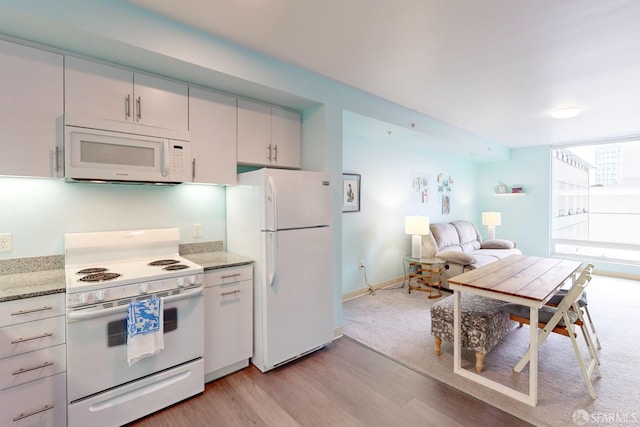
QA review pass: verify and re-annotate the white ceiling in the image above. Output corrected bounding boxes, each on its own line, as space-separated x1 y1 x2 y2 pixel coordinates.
129 0 640 148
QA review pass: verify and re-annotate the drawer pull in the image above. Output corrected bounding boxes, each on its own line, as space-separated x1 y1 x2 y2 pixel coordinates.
11 306 53 316
221 290 241 297
221 273 241 279
11 332 53 344
12 361 54 375
13 404 54 422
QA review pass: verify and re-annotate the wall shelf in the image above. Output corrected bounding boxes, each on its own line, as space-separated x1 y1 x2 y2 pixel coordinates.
494 193 527 196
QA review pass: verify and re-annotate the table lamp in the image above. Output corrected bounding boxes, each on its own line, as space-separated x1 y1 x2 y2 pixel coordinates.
405 216 430 259
482 212 501 240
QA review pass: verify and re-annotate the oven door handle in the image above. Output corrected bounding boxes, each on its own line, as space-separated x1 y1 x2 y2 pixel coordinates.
67 288 203 321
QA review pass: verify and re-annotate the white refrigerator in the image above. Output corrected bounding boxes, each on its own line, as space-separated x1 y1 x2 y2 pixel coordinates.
226 168 333 372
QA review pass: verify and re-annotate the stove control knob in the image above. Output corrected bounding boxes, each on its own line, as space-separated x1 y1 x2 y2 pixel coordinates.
176 277 185 288
188 275 197 285
96 290 108 302
78 293 90 304
139 283 149 294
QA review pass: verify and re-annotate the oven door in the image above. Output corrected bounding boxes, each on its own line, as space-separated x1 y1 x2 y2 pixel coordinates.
66 287 204 402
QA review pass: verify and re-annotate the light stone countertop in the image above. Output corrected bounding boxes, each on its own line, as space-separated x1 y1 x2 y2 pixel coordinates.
0 250 253 302
0 269 66 302
183 251 254 271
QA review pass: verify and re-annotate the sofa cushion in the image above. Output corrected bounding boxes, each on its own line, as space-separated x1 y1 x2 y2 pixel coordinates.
429 223 463 252
451 220 482 252
436 250 476 265
481 239 515 249
468 253 502 268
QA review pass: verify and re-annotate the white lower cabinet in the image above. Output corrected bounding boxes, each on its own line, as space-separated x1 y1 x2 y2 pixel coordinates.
0 293 66 427
0 372 66 427
204 265 253 382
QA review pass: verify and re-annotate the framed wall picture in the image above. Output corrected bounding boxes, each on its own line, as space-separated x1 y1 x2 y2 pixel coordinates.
497 184 507 194
342 173 361 212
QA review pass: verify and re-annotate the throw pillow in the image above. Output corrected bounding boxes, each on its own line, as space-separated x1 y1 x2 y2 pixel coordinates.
481 239 515 249
435 250 476 265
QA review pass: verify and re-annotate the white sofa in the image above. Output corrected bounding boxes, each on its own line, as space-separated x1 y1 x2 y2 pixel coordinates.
422 220 522 290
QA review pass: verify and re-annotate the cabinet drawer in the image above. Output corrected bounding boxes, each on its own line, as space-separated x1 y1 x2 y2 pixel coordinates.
0 372 66 427
0 316 65 358
0 293 65 327
204 265 252 287
204 280 253 374
0 343 66 390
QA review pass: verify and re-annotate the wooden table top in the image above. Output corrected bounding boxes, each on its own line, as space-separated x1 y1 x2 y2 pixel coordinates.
447 254 582 302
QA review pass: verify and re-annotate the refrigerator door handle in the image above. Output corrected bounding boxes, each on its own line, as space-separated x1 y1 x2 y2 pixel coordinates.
267 175 278 231
267 231 277 286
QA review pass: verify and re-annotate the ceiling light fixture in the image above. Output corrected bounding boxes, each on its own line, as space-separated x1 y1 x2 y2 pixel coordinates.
551 106 581 119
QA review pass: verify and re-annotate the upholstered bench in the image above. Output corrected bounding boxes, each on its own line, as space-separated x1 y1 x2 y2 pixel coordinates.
430 294 515 373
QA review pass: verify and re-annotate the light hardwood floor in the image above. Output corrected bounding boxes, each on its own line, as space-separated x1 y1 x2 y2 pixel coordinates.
128 337 532 426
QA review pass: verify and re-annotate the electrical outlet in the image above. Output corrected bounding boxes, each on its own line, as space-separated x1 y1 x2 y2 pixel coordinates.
359 260 365 269
192 224 202 238
0 233 12 252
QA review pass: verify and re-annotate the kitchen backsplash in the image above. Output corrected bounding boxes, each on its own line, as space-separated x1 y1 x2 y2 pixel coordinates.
0 255 64 275
0 241 223 275
179 241 223 255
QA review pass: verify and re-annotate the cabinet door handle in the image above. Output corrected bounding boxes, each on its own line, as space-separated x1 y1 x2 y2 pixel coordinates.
11 332 53 344
273 144 278 161
220 273 241 279
136 96 142 120
267 144 272 160
13 404 54 422
11 306 53 316
54 146 60 172
12 361 54 375
221 290 241 297
192 158 196 181
125 94 131 119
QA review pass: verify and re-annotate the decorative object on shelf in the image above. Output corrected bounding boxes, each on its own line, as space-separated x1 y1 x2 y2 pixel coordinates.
342 173 361 213
411 172 429 203
405 215 430 259
482 211 502 240
497 184 507 193
511 186 523 193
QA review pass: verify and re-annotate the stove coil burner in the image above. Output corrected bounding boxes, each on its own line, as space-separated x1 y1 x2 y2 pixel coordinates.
163 264 188 271
148 259 180 266
79 272 122 282
76 267 108 275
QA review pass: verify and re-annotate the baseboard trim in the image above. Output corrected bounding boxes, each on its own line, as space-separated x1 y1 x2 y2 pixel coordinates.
342 276 405 302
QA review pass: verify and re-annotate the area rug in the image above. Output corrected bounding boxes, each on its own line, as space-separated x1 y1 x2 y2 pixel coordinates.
342 275 640 427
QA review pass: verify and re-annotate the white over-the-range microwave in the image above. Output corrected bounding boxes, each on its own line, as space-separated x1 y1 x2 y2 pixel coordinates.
64 116 191 184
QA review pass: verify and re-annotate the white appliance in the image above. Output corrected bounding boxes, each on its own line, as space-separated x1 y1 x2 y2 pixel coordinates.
64 116 191 184
64 228 204 427
226 168 333 372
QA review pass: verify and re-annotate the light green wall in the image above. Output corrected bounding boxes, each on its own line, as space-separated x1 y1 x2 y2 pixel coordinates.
476 146 552 255
342 118 478 294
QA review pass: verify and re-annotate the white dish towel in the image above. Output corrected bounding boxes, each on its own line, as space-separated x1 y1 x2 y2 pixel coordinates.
127 297 164 366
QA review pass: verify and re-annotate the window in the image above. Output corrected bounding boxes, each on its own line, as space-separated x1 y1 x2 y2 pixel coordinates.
551 140 640 264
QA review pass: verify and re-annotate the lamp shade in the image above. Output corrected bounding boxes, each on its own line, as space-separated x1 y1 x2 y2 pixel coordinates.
405 216 430 235
482 212 502 226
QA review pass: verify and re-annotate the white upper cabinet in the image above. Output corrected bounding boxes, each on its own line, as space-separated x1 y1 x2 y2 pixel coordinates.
271 106 301 169
65 56 188 131
0 39 63 178
188 86 238 185
237 98 301 169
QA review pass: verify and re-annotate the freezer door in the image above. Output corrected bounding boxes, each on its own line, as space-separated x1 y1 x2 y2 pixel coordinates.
264 169 331 230
258 226 333 370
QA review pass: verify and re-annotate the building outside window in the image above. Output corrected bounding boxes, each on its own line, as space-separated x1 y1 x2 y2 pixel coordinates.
551 140 640 264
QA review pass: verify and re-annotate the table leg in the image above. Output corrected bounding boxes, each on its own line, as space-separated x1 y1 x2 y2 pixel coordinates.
529 305 539 406
453 290 461 371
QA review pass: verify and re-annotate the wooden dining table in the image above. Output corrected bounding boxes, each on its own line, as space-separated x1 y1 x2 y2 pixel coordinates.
447 254 583 406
